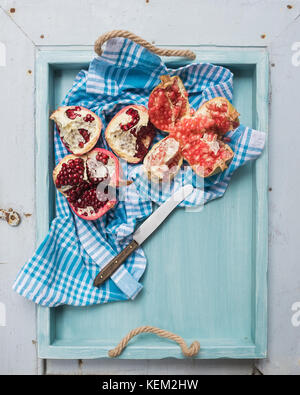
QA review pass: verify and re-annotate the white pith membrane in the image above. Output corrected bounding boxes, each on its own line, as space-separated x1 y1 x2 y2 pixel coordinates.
86 158 108 180
202 133 220 155
55 151 116 218
86 150 116 180
106 108 149 157
51 107 99 154
144 137 182 180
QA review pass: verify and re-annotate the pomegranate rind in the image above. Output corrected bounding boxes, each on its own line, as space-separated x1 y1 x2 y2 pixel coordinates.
53 148 120 220
195 97 240 135
75 199 117 221
143 137 183 182
50 106 102 155
148 75 190 133
105 105 154 164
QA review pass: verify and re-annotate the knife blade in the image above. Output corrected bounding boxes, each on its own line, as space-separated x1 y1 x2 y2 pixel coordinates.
133 184 193 244
93 184 193 287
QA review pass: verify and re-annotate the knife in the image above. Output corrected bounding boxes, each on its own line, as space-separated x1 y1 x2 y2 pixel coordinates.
93 184 194 287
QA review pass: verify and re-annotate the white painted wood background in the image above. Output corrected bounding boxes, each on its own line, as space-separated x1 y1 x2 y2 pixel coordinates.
0 0 299 375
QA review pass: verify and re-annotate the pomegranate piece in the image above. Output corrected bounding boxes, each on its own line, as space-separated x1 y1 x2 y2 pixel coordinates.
175 131 234 177
143 137 183 182
148 75 190 132
50 106 102 155
167 102 236 177
53 148 124 220
196 97 240 135
105 105 156 164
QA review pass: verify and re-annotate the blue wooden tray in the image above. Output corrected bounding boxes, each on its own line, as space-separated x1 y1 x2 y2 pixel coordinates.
36 48 268 359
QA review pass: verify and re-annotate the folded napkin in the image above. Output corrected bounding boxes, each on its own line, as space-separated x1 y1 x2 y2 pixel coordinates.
13 38 266 306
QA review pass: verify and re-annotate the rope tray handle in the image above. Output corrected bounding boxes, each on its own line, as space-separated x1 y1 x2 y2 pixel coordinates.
108 325 200 358
94 30 196 60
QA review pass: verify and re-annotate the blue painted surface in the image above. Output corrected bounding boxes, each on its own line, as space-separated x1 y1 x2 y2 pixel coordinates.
37 48 268 359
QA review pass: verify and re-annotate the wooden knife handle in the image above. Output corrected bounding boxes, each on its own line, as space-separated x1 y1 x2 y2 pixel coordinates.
93 240 140 287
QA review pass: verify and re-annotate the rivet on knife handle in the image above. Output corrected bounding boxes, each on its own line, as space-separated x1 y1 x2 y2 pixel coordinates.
93 240 139 287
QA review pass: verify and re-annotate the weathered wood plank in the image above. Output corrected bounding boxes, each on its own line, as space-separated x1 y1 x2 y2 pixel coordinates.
0 0 299 47
0 7 37 375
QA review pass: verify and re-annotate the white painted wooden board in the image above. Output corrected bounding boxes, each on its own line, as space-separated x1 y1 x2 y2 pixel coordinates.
0 0 299 375
0 6 38 375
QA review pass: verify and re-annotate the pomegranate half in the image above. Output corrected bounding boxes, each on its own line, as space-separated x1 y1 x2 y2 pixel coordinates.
105 105 156 164
53 148 120 220
148 75 190 132
50 106 102 155
143 137 183 182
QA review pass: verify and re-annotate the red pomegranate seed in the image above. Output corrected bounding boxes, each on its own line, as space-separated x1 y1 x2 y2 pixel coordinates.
74 187 108 213
83 114 95 123
120 108 140 131
65 109 81 120
56 158 85 188
78 128 90 143
96 152 109 164
134 123 156 159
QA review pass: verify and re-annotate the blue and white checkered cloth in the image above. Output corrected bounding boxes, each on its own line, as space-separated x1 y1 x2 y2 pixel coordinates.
13 38 266 306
